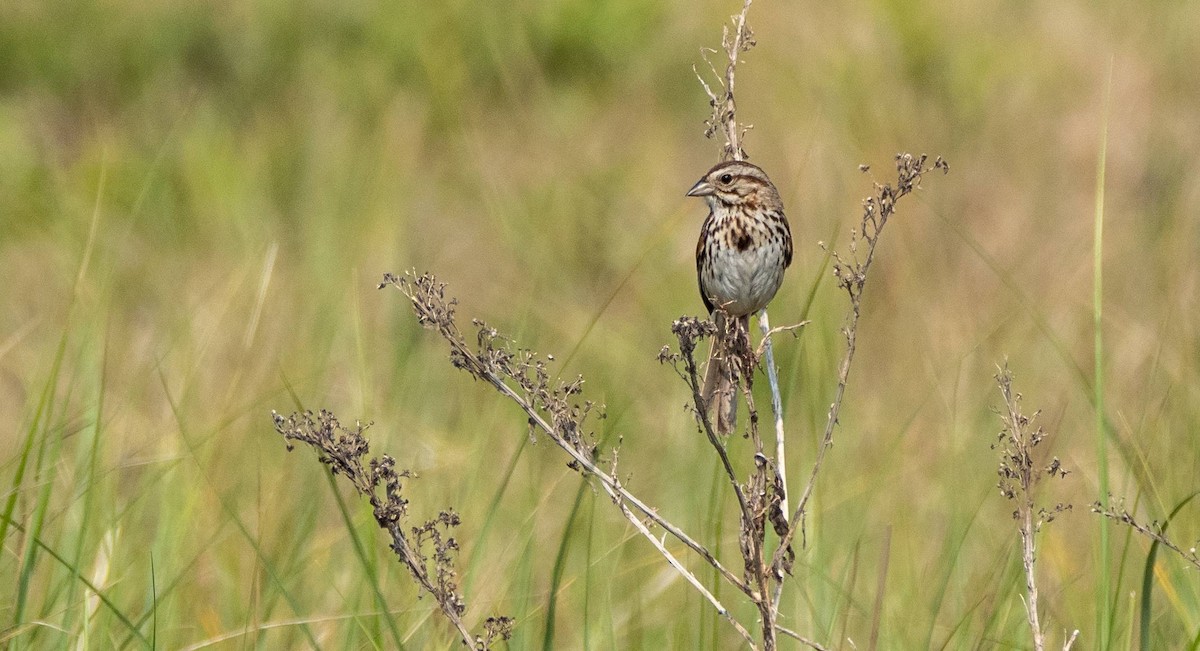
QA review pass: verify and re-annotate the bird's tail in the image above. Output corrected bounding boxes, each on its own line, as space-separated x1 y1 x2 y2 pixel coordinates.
701 312 746 435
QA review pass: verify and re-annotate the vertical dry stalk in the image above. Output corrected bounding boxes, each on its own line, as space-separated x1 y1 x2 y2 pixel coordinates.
993 365 1074 651
695 0 756 162
693 7 794 645
700 0 799 533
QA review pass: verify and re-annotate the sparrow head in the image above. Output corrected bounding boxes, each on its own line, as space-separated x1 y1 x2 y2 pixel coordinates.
686 160 783 211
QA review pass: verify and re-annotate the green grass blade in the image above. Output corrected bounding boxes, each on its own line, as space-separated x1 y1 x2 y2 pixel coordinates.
867 526 891 651
13 352 71 637
923 490 990 648
122 524 229 648
704 453 726 650
1094 56 1114 651
541 478 588 651
1 515 151 648
1139 492 1200 650
62 329 109 645
159 371 321 650
462 435 529 599
834 539 861 646
2 318 71 591
582 493 596 650
150 553 157 650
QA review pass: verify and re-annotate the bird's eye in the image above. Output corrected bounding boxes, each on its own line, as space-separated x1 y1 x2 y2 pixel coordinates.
719 173 733 184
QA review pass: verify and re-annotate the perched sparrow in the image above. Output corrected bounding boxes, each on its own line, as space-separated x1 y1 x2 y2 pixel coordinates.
687 160 793 434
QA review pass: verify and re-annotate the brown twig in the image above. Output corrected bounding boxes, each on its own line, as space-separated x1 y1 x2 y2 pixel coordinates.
775 623 830 651
693 4 949 644
669 317 757 565
662 313 798 651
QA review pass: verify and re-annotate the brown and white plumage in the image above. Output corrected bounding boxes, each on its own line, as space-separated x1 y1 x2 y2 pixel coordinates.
687 160 792 434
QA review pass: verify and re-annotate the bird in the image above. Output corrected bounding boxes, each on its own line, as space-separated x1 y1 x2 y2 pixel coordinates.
687 159 793 434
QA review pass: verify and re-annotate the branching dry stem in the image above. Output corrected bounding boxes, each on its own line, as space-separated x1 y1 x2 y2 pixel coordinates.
695 0 756 162
271 410 513 649
774 153 948 567
1093 501 1200 571
993 364 1073 651
754 320 809 361
379 273 759 645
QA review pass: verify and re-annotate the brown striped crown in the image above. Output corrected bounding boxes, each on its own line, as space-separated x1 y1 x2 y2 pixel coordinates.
686 160 784 212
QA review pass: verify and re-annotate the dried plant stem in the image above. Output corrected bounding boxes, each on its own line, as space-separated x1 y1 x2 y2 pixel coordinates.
484 362 752 601
994 365 1073 651
725 343 780 651
488 376 755 624
668 316 825 650
773 154 947 572
759 311 790 617
1021 504 1045 651
694 7 793 644
381 274 760 645
692 5 951 646
607 471 757 648
722 0 753 160
1003 384 1045 651
679 326 754 534
789 310 855 547
759 312 789 522
694 1 816 644
393 530 476 645
696 0 756 162
271 410 513 649
1093 503 1200 571
775 624 828 650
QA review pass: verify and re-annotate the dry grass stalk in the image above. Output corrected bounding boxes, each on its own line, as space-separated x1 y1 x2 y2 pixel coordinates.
660 317 798 651
992 365 1076 651
692 9 796 646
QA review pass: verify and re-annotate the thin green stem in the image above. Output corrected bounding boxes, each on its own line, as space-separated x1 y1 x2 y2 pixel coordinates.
1094 56 1113 651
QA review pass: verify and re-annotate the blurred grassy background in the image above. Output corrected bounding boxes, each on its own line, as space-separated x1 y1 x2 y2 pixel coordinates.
3 0 1200 648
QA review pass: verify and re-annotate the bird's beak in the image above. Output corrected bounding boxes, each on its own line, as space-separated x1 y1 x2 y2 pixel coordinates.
686 179 714 197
